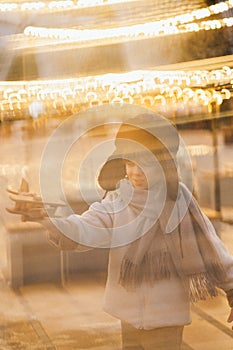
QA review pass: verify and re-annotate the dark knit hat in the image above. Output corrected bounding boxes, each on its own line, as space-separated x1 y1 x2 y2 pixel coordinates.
98 113 180 191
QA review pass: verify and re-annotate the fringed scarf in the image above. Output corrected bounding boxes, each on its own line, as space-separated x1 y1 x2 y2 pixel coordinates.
118 181 227 303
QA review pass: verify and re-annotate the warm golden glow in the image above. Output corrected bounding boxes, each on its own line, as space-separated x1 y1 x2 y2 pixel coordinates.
0 0 232 18
23 15 233 46
0 0 138 12
187 144 214 156
0 66 232 121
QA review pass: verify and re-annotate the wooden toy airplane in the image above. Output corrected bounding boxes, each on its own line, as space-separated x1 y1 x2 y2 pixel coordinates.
6 187 66 218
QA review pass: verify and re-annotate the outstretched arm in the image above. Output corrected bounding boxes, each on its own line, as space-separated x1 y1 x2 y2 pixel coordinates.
21 197 114 250
7 190 116 249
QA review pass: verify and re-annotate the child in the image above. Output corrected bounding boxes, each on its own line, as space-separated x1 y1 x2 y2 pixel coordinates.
20 112 233 350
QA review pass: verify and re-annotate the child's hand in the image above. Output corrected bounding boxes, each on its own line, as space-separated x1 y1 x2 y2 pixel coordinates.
21 207 47 222
6 191 45 221
227 308 233 330
21 192 42 201
6 190 64 221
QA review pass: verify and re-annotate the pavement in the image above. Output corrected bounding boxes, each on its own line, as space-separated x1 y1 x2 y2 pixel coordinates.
0 222 232 350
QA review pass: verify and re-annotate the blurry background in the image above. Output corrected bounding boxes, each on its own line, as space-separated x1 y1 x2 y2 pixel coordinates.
0 1 233 349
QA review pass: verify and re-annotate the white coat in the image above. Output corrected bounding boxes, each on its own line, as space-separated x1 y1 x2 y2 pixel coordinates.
50 180 233 330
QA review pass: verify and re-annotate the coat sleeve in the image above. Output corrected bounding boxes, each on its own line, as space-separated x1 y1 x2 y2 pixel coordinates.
48 191 116 249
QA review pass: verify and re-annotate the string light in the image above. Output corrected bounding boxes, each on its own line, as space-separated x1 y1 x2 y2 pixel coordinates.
0 66 232 121
23 15 233 48
187 145 213 157
0 0 232 20
0 0 138 12
209 1 229 14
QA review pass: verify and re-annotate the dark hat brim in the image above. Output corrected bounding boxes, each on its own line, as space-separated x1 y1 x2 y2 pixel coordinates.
98 157 126 191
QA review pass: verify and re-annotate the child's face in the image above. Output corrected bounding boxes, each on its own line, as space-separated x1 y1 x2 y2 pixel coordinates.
124 159 163 190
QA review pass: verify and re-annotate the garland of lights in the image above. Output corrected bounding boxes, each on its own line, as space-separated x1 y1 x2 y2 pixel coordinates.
0 0 232 15
0 0 138 12
23 16 233 48
23 1 233 49
0 67 232 121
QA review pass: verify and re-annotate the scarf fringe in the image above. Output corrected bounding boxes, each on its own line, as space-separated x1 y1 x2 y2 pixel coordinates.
119 257 224 303
189 261 226 302
119 251 171 291
189 272 218 303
